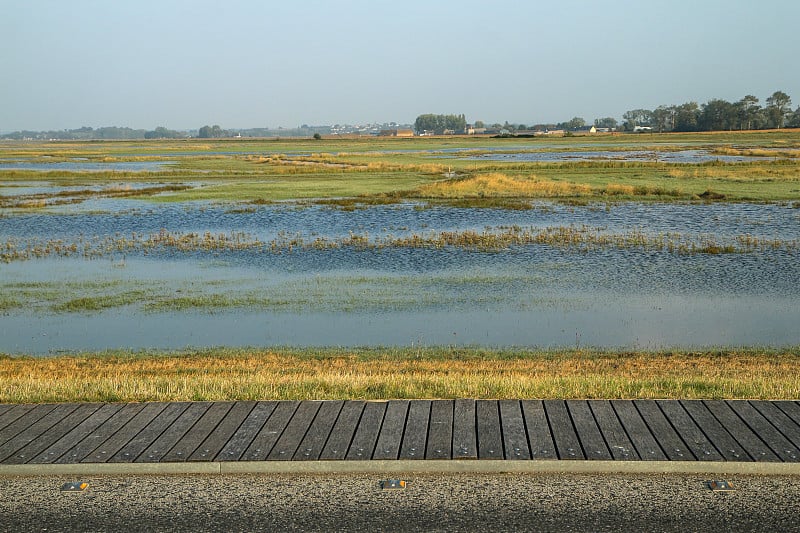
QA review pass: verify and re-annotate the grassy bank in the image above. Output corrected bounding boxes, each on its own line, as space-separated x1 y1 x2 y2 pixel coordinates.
1 347 799 403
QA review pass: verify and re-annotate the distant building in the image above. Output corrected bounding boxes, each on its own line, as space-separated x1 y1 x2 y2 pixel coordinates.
378 129 415 137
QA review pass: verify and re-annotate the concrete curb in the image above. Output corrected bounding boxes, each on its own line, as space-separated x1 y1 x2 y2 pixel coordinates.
3 460 800 477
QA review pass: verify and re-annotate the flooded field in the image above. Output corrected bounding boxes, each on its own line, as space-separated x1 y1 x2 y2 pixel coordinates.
2 201 799 354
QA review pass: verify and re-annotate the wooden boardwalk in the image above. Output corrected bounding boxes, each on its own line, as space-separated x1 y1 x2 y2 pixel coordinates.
1 400 800 466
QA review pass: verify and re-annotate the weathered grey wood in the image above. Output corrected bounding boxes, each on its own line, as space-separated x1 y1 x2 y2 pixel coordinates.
774 401 800 428
611 401 666 461
658 401 722 461
4 404 102 464
268 401 322 461
426 400 454 460
399 400 430 460
293 400 344 461
109 402 190 462
372 400 409 460
217 402 277 461
589 401 639 460
567 400 611 461
347 402 387 460
679 400 748 461
499 400 530 460
751 401 800 456
521 400 556 459
135 402 212 463
53 403 145 464
242 401 299 461
0 404 80 462
83 402 169 462
0 404 58 446
544 400 584 460
634 400 693 461
728 401 800 462
477 400 503 459
452 399 477 460
0 404 37 433
319 401 365 460
704 401 777 462
30 404 123 464
161 402 234 462
187 401 256 462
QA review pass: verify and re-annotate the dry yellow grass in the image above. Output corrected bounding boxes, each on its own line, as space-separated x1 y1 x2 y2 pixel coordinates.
417 173 592 198
1 349 798 403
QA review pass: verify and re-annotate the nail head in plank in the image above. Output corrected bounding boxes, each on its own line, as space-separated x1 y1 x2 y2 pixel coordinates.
399 400 431 460
679 400 748 461
657 400 722 461
319 401 365 461
727 401 799 462
477 400 503 460
544 400 584 460
347 402 387 460
589 400 639 461
161 402 234 462
425 400 454 460
611 401 666 461
371 400 409 461
499 400 531 460
521 400 556 460
216 401 277 462
292 400 344 461
634 400 693 461
108 402 190 463
452 399 477 460
82 402 169 463
135 402 213 463
242 401 300 461
187 401 257 462
567 400 611 461
0 404 80 463
30 404 123 464
704 401 778 462
268 401 323 461
751 401 800 455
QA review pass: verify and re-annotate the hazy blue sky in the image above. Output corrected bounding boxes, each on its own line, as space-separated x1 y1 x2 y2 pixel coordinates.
2 0 799 131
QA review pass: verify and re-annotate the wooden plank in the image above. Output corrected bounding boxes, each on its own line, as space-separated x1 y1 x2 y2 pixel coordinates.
452 399 477 460
611 401 666 461
242 401 299 461
634 400 693 461
774 401 800 430
0 404 80 462
347 402 387 460
0 404 37 433
268 401 322 460
727 401 800 462
399 400 430 460
371 400 409 460
189 401 256 462
29 404 123 464
544 400 584 460
567 400 611 460
319 401 365 460
589 401 639 460
476 400 503 459
679 400 748 461
3 404 102 464
425 400 453 460
135 402 212 463
703 400 778 462
83 402 169 462
53 403 146 464
0 404 58 444
292 400 344 461
521 400 557 460
751 401 800 456
658 401 722 461
108 402 190 462
217 401 277 461
499 400 530 460
161 402 234 462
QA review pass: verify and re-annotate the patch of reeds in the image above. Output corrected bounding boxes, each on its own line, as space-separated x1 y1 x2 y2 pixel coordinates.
1 347 799 402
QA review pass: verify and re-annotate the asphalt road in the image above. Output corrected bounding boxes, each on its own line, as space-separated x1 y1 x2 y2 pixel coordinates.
1 472 798 532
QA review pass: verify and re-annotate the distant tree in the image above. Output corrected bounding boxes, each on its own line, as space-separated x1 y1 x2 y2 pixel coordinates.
198 124 226 138
564 117 586 130
622 109 653 131
474 120 485 129
699 99 736 131
313 133 322 140
735 95 760 130
594 117 618 129
414 114 466 134
651 106 673 133
787 106 800 128
766 90 792 128
673 102 699 132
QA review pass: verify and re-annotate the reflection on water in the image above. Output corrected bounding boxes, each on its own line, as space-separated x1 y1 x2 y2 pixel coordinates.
1 202 798 354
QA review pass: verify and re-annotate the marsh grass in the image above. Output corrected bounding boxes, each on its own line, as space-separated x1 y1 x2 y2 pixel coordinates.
1 347 798 402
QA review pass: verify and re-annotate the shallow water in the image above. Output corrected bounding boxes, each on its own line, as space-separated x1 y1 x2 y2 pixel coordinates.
1 202 798 354
461 149 775 163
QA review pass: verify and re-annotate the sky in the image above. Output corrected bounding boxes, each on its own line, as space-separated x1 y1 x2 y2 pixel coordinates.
2 0 799 131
